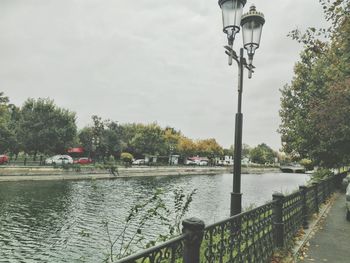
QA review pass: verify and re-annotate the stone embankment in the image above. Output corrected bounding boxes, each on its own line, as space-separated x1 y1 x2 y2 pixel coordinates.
0 166 279 182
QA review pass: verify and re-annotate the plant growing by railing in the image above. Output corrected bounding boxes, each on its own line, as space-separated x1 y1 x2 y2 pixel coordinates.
311 168 333 182
172 188 197 235
103 187 197 262
102 189 167 262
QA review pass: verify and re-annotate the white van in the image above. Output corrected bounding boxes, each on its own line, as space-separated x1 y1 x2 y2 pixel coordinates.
45 155 73 165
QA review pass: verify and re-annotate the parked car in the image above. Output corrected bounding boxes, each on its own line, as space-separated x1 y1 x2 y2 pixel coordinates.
74 157 93 165
185 160 196 165
198 160 208 166
132 159 145 165
0 155 9 165
45 155 73 165
346 183 350 221
342 175 350 191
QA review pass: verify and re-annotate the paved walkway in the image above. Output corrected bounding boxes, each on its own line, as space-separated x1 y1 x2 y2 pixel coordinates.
298 193 350 262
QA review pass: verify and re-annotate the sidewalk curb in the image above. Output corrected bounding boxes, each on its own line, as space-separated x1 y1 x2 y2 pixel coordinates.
292 192 340 261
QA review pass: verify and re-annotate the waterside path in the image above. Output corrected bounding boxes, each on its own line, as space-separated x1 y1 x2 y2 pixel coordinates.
298 193 350 262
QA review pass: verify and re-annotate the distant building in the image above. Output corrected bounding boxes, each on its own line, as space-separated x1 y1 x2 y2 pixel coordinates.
145 155 157 164
169 155 180 165
216 155 234 166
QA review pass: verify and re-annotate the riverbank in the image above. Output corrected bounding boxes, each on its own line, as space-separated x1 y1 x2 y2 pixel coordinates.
0 166 280 182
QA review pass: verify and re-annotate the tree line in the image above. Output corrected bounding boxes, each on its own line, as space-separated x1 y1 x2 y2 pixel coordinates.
0 93 277 164
279 0 350 168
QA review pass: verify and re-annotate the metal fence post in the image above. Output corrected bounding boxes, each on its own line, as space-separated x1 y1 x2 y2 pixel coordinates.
325 180 329 200
321 182 326 203
312 182 319 213
272 192 284 248
335 173 343 189
299 186 309 229
182 217 205 263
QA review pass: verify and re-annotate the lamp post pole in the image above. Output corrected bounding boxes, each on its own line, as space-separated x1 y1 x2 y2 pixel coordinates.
231 48 244 216
218 1 265 217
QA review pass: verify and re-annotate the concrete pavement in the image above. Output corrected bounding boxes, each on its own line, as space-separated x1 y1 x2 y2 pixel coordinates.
298 193 350 262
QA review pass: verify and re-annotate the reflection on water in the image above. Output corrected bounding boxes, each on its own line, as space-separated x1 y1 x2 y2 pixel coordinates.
0 172 309 262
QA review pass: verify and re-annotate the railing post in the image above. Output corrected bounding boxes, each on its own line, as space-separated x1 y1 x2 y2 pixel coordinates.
299 186 309 229
182 217 205 263
312 182 319 213
272 192 284 248
325 180 329 200
321 182 326 203
332 176 336 192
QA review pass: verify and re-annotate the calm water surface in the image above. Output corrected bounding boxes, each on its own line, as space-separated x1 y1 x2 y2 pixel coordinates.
0 172 309 262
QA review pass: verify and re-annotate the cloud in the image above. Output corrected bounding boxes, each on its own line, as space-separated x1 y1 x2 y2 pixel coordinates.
0 0 328 150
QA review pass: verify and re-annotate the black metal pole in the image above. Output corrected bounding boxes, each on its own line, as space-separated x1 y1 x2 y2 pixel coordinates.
230 48 244 217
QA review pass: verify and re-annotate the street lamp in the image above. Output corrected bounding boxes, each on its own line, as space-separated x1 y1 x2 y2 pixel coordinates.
218 1 265 216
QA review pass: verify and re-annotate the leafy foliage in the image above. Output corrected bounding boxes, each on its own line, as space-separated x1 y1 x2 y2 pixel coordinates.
103 188 197 262
279 0 350 168
120 152 133 167
1 92 268 163
299 158 314 171
311 168 333 182
250 143 276 164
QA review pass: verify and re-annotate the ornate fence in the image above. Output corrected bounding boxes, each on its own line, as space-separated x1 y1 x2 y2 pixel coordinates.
116 173 345 263
201 201 275 263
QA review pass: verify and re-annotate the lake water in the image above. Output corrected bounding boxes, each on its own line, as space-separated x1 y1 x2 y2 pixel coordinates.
0 172 309 262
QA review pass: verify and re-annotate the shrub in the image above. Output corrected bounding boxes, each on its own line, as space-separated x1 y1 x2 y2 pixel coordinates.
299 158 314 171
311 168 333 182
120 152 133 167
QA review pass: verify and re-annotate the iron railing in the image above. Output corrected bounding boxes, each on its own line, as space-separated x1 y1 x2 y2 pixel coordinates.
282 191 303 246
116 172 346 263
201 201 275 263
115 234 185 263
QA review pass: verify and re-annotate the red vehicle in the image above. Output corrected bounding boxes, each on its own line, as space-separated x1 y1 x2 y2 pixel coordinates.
74 157 93 165
0 155 9 164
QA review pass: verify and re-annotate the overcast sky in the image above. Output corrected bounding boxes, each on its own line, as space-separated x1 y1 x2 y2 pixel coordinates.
0 0 328 150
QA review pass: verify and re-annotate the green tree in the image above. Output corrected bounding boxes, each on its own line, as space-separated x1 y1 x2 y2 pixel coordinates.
223 145 234 157
196 138 224 160
177 136 196 158
307 80 350 167
78 127 94 157
90 115 107 161
120 152 133 167
0 93 21 156
163 127 181 156
104 121 123 158
6 104 21 157
80 118 124 161
129 123 166 157
18 98 77 158
0 92 11 153
242 143 251 159
250 143 276 165
0 92 9 105
279 0 350 167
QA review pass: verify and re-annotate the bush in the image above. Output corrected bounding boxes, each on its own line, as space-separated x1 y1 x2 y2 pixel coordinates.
120 152 133 167
94 163 105 170
299 158 314 171
311 168 333 182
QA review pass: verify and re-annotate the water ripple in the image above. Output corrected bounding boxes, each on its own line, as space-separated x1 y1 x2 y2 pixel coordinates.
0 172 308 262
